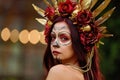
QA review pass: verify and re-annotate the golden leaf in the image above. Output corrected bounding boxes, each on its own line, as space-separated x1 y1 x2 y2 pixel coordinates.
98 26 107 33
52 0 58 8
92 0 111 18
43 0 52 7
36 18 47 26
32 4 45 18
95 7 116 26
90 0 98 9
51 0 60 15
99 41 104 45
81 0 92 10
102 34 114 37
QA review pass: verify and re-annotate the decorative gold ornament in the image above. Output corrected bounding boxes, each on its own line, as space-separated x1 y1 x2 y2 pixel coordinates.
33 0 115 27
32 0 115 45
80 25 91 32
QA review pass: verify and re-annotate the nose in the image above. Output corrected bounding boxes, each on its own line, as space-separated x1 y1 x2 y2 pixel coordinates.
52 40 60 48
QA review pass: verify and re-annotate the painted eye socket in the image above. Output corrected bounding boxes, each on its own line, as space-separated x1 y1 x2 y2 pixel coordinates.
50 31 71 46
59 33 70 43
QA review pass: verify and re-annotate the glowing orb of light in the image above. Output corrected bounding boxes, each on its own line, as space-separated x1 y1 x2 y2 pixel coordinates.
19 30 29 44
10 29 19 43
1 27 11 41
29 29 40 44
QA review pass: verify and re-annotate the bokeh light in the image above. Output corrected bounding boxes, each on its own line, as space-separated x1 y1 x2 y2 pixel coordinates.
29 29 40 44
19 29 29 44
10 29 19 43
39 30 46 44
1 27 11 41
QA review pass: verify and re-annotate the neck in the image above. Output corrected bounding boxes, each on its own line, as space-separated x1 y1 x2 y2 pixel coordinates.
62 58 79 66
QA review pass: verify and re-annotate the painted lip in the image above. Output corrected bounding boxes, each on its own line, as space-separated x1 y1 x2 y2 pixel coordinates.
52 51 61 55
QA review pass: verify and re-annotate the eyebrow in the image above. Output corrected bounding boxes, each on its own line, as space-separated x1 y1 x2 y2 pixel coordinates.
53 26 67 30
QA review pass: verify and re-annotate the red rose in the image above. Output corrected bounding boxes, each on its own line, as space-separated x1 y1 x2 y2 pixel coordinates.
58 0 75 16
45 6 55 21
77 10 92 26
79 29 101 52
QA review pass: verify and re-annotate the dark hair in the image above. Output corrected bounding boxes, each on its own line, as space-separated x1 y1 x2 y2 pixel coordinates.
43 16 103 80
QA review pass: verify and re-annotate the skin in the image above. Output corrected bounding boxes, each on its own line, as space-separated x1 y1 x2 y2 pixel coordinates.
46 64 84 80
46 21 84 80
50 21 77 64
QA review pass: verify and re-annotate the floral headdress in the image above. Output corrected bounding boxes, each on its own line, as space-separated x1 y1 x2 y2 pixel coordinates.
32 0 115 52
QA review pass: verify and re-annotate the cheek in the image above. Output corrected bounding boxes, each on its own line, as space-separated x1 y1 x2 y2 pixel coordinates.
61 44 75 57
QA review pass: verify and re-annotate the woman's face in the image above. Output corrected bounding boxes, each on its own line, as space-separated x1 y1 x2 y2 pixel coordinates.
50 21 77 63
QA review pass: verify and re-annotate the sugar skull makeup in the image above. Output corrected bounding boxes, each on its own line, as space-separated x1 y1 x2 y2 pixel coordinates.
51 31 71 46
50 21 72 46
50 21 77 64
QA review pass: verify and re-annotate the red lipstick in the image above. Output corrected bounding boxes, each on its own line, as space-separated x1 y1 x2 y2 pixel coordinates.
52 51 60 55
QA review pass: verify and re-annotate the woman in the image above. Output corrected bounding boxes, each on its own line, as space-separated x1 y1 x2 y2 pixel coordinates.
43 16 102 80
33 0 115 80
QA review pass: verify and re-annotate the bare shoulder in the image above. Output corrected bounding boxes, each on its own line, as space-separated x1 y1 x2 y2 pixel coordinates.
50 64 68 73
46 64 84 80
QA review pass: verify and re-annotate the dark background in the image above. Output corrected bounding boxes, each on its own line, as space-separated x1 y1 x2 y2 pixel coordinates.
0 0 120 80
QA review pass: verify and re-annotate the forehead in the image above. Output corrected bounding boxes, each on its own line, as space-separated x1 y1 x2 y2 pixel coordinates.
52 21 70 32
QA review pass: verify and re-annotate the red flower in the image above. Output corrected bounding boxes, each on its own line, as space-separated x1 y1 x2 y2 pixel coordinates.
44 23 51 43
45 6 55 21
79 28 101 52
76 10 92 26
58 0 75 17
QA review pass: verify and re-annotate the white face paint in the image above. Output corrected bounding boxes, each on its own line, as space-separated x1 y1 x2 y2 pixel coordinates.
50 21 72 46
50 21 77 64
51 31 71 46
